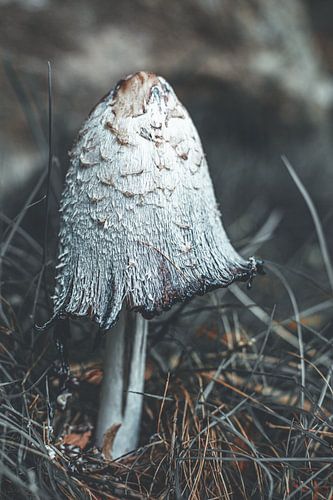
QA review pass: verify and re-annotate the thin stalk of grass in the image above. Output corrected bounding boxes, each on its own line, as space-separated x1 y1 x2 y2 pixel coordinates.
266 263 305 412
282 156 333 293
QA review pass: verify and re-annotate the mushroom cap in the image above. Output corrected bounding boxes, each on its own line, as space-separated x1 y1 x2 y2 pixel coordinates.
51 71 261 330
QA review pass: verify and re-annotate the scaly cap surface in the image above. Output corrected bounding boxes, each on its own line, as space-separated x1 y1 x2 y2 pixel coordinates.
51 72 262 329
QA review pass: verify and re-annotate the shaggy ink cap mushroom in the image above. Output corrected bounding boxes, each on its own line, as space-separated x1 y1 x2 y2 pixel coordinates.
46 71 263 331
40 71 264 458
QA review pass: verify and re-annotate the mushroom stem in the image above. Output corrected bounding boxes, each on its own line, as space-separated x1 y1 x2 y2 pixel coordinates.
95 307 148 458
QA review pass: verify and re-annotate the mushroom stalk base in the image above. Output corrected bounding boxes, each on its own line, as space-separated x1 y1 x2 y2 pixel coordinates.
95 307 148 458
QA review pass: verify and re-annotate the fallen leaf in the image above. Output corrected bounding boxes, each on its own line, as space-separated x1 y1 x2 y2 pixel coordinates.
63 430 92 449
102 423 122 460
288 315 321 332
84 369 103 385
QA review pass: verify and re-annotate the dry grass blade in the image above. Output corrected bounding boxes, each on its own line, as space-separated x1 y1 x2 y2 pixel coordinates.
229 284 299 348
282 155 333 292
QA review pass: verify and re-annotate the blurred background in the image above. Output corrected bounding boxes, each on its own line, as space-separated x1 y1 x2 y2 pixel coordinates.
1 0 333 322
1 4 333 496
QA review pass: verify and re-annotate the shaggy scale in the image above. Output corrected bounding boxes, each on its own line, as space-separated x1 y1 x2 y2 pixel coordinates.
51 71 261 330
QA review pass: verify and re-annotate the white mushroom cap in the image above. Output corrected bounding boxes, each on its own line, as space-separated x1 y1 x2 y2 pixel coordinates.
50 72 262 330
